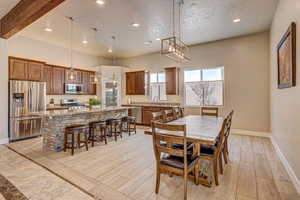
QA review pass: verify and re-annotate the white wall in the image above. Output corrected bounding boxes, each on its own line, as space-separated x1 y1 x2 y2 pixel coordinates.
0 39 8 142
118 32 270 132
270 0 300 188
8 35 112 104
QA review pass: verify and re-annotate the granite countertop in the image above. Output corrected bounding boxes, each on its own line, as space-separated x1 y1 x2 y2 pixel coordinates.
122 104 180 108
28 106 131 117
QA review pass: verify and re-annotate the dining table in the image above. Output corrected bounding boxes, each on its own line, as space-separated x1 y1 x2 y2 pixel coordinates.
144 115 224 186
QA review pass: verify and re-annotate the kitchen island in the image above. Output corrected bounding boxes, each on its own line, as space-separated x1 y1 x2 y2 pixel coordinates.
37 107 129 152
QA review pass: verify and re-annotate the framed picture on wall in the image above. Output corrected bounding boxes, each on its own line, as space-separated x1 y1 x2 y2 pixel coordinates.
277 22 296 89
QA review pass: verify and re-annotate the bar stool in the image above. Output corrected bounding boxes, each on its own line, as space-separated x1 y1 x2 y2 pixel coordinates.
107 118 123 141
89 121 108 146
122 116 137 136
64 125 89 156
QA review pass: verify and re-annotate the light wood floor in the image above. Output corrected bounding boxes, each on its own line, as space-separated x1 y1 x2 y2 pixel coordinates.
7 128 300 200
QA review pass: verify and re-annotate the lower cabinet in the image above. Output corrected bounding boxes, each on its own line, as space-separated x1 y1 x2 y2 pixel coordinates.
142 106 173 125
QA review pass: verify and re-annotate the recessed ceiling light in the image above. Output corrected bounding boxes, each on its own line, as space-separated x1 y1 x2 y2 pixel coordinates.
156 38 161 41
144 41 152 45
82 40 88 44
44 28 53 32
108 48 113 53
96 0 105 5
233 18 241 23
131 23 140 27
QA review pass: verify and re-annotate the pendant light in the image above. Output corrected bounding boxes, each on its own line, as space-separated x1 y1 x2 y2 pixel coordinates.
161 0 190 62
66 17 77 81
90 27 100 84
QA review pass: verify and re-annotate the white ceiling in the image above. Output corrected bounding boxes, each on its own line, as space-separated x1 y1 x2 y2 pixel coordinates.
13 0 278 58
0 0 20 18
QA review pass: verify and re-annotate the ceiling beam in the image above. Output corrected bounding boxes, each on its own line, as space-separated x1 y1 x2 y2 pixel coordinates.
0 0 65 39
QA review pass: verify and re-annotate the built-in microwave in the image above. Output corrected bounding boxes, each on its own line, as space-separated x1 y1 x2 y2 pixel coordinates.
65 84 83 94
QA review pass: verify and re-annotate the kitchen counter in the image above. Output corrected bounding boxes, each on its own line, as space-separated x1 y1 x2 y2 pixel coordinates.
40 107 129 152
122 104 180 108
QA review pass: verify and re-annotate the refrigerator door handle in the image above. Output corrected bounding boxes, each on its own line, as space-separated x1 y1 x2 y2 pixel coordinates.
29 87 32 111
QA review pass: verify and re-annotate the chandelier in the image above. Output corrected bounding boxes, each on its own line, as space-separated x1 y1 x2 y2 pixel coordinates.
161 0 190 63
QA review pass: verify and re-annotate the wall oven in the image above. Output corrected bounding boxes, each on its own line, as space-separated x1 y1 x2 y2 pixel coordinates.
65 84 83 94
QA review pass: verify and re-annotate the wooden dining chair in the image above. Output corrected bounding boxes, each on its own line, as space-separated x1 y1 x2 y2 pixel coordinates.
201 107 219 117
199 116 228 185
223 110 234 164
162 109 174 122
151 121 199 200
172 107 181 120
152 111 164 123
180 107 185 118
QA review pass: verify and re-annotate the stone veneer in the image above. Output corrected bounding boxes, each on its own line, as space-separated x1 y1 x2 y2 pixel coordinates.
42 108 128 152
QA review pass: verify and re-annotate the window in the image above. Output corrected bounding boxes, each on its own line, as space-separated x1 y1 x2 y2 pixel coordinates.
184 67 224 106
150 72 167 101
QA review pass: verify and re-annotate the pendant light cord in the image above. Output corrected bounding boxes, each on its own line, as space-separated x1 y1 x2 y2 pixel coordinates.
69 17 74 70
172 0 175 37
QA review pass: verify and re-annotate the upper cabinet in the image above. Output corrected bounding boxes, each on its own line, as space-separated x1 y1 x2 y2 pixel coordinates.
52 67 65 95
65 69 82 84
9 58 28 80
9 57 44 81
82 71 96 95
165 67 179 95
126 71 145 95
9 57 45 81
27 61 44 81
43 65 53 95
9 57 96 96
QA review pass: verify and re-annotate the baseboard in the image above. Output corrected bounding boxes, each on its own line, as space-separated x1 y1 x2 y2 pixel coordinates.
231 129 271 138
0 138 9 145
271 136 300 195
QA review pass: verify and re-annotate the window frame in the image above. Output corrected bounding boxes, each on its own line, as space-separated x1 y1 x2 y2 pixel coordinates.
149 72 167 101
183 66 225 107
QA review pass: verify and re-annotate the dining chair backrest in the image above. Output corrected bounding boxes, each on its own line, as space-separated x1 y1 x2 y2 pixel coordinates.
180 107 185 118
172 107 181 119
151 121 187 160
225 110 234 138
214 116 228 156
162 109 174 122
152 111 164 123
201 107 219 117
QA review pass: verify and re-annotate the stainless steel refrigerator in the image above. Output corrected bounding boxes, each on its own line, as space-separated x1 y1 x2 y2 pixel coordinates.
9 80 46 141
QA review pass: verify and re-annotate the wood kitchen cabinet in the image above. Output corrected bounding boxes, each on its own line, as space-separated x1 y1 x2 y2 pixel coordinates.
9 58 28 80
9 57 44 81
165 67 179 95
52 67 65 95
43 65 53 95
82 71 96 95
142 106 173 125
27 61 44 81
65 69 82 84
126 71 145 95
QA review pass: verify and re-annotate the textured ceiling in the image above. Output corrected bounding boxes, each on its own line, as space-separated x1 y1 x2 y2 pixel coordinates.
14 0 278 58
0 0 20 18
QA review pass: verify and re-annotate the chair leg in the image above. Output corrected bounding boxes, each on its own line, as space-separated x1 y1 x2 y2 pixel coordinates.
77 133 81 149
223 147 228 164
71 133 74 156
213 160 219 186
195 160 200 185
134 121 137 134
155 167 161 194
184 171 188 200
119 124 122 139
127 122 130 136
84 133 89 151
114 125 117 141
104 128 107 144
91 128 95 147
64 132 67 152
219 153 223 175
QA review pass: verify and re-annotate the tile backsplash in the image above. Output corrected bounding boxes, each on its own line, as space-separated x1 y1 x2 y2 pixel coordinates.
47 95 97 105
